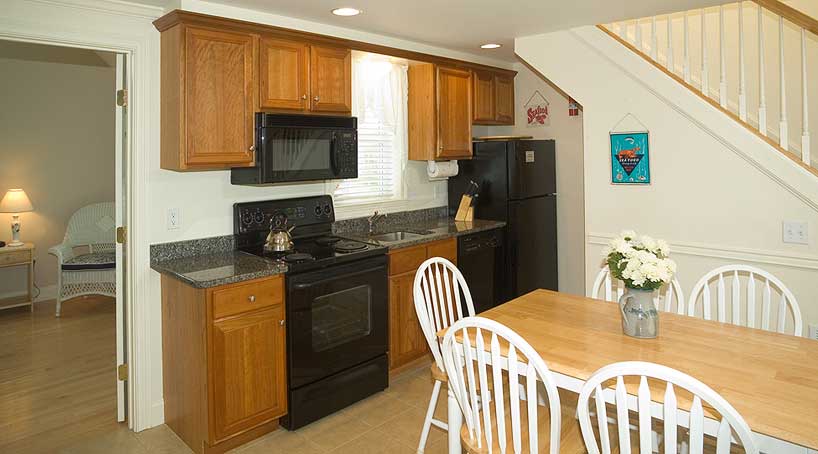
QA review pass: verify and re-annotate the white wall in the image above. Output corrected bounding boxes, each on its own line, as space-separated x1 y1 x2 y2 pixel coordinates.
476 64 586 296
0 42 115 296
516 27 818 333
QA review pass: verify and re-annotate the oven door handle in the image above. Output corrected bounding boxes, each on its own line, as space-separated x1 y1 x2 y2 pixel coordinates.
290 264 387 291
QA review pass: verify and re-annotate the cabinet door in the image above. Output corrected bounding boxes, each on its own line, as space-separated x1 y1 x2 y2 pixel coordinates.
185 27 256 168
494 74 514 124
472 71 496 123
436 67 472 159
210 305 287 442
259 38 309 111
389 272 429 369
310 46 352 113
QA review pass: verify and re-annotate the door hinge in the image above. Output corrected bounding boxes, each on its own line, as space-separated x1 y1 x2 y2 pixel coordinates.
116 226 127 244
116 89 128 107
118 364 128 381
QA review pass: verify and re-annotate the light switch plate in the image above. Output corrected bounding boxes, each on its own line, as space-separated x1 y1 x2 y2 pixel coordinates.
782 220 808 245
167 207 181 230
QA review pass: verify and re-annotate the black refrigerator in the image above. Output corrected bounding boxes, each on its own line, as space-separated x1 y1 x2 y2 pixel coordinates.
448 139 558 300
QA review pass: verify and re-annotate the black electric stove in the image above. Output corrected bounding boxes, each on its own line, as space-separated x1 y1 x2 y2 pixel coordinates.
233 196 389 430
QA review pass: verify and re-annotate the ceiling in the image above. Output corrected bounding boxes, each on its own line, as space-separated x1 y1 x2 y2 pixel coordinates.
162 0 727 61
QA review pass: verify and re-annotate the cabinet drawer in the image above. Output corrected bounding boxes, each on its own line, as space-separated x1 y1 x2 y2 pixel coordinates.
426 239 457 264
212 276 283 319
0 250 31 266
388 245 427 276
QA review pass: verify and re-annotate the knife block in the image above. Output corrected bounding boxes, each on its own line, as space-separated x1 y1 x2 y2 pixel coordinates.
454 195 474 222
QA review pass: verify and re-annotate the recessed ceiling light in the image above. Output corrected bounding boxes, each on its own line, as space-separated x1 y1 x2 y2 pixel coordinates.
480 43 502 49
332 7 361 16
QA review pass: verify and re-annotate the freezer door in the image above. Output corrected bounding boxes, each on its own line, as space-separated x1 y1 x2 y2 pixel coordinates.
508 140 556 199
448 141 509 221
507 195 558 296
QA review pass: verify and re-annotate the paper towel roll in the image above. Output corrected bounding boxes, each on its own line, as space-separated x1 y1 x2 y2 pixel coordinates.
426 160 459 180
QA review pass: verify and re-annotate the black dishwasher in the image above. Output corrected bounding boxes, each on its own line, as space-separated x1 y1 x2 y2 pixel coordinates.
457 228 506 314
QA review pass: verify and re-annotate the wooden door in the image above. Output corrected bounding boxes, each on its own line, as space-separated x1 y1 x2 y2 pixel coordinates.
494 74 514 124
259 38 309 111
310 46 352 113
472 71 496 123
184 27 256 168
388 271 428 369
210 305 287 442
436 67 472 159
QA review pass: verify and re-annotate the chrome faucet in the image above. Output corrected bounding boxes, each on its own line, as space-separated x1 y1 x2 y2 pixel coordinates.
367 211 386 234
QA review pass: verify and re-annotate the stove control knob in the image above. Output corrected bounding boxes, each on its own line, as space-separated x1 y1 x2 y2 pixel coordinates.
253 210 264 224
323 204 332 215
314 205 322 216
241 212 253 225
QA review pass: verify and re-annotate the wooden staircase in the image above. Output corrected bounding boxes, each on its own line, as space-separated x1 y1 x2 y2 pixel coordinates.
599 0 818 180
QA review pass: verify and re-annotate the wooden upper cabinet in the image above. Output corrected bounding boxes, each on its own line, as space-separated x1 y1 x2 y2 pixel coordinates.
472 71 496 123
494 74 514 124
310 46 352 113
436 67 473 159
408 63 472 161
259 38 309 111
472 70 515 125
210 304 287 442
160 25 257 171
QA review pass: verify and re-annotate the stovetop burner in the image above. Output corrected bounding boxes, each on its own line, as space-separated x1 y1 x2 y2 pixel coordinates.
334 240 367 253
315 236 342 246
283 252 316 263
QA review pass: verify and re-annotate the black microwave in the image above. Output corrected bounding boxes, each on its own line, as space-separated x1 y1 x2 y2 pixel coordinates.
231 113 357 185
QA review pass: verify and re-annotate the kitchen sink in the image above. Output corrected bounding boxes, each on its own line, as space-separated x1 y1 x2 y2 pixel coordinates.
369 230 432 243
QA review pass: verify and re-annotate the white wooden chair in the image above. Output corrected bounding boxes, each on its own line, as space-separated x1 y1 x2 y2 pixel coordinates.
49 202 116 317
687 264 803 336
591 265 686 314
413 257 476 453
441 316 584 453
577 361 759 454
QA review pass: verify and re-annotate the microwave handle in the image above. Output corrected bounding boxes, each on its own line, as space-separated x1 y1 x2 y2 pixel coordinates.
329 132 338 172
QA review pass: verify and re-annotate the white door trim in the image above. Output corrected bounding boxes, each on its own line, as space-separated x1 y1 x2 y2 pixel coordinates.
0 0 162 431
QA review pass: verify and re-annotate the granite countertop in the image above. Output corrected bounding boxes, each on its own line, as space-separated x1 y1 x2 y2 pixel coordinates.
151 251 287 288
340 217 506 249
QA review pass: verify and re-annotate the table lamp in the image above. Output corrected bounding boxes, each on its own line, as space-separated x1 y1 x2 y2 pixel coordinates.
0 189 34 247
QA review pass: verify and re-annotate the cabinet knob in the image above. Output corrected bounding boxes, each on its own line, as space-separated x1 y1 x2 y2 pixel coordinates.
313 96 320 102
248 295 256 303
249 145 255 152
301 94 307 100
279 319 285 326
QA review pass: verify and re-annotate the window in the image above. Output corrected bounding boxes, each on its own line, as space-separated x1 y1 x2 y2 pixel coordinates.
332 54 407 206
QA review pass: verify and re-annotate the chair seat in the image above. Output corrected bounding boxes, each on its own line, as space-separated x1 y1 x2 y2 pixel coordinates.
62 252 116 271
460 389 585 454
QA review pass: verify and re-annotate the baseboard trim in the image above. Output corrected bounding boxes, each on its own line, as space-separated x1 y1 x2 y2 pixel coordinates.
588 233 818 271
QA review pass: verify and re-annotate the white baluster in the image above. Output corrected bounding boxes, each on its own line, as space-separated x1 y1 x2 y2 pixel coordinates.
618 22 626 40
801 27 811 164
667 14 674 71
702 9 710 96
636 18 643 51
779 15 789 150
684 12 691 83
719 5 728 108
652 16 659 60
759 5 768 136
739 1 748 121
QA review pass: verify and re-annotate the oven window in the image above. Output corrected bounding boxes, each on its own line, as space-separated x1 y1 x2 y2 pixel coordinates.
312 284 372 352
269 129 331 171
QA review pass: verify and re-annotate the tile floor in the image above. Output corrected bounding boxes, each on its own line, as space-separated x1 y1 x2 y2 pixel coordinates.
54 363 452 454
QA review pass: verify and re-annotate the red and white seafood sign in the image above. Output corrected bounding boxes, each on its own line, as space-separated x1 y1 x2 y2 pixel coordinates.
524 90 550 127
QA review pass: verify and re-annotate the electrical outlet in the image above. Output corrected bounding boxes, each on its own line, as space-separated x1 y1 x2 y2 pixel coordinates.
167 207 181 230
809 324 818 341
782 220 808 245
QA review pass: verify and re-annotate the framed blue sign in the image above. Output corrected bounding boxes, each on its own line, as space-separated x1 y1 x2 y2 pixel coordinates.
610 131 651 184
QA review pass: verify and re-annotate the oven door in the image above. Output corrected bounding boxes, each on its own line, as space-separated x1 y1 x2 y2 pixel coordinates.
286 255 388 388
261 127 341 182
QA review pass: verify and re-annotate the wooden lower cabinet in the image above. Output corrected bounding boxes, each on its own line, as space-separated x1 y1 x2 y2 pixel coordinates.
387 238 457 371
161 274 287 454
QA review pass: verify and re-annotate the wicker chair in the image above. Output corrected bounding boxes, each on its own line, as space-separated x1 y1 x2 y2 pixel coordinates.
49 202 116 317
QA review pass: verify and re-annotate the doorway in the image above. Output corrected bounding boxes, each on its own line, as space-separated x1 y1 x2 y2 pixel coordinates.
0 39 130 452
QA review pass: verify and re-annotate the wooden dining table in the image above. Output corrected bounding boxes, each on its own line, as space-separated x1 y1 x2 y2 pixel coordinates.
437 289 818 453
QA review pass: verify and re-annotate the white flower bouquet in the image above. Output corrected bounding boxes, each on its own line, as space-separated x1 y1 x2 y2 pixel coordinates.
604 230 677 291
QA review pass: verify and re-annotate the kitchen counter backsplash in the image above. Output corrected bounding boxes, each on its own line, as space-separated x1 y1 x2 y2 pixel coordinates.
332 206 448 236
150 234 235 264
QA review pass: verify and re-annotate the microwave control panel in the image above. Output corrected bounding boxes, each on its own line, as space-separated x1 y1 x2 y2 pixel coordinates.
335 131 358 179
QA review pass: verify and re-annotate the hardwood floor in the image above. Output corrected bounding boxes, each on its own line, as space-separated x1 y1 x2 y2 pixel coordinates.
0 296 120 453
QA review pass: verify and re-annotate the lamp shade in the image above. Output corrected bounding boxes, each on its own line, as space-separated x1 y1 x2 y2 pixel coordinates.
0 189 34 213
